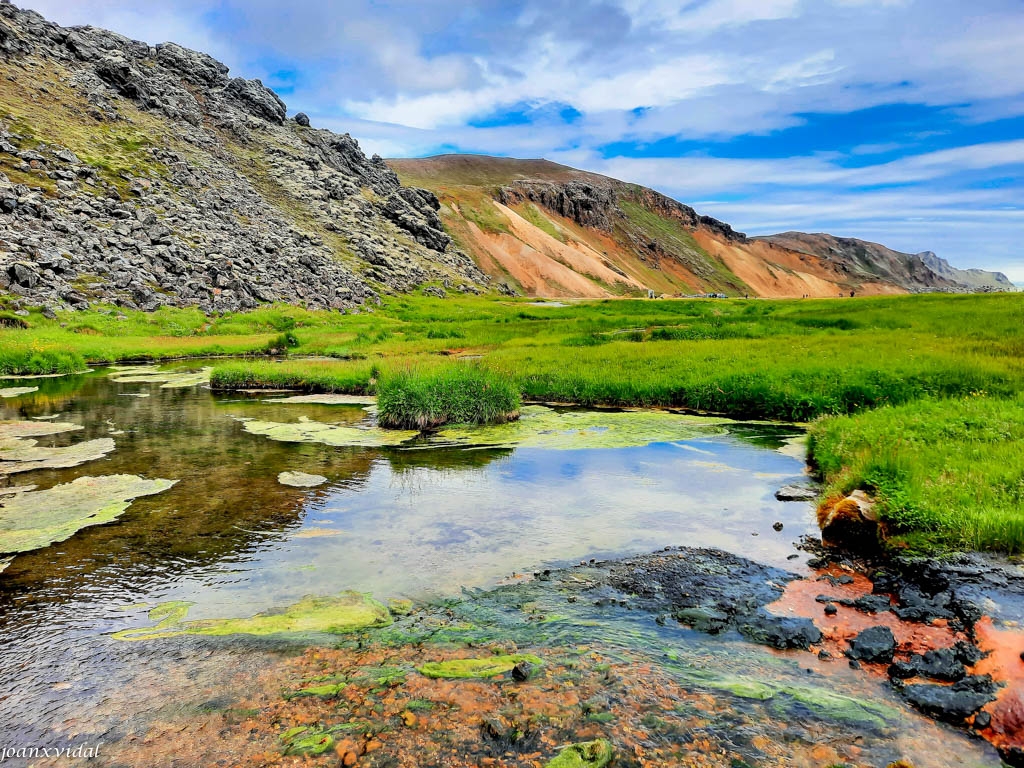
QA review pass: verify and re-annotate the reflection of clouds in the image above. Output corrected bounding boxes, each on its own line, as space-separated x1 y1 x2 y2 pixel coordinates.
190 436 816 614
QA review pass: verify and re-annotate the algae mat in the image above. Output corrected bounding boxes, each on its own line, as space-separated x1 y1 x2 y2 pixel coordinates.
424 405 730 450
241 416 418 448
113 592 392 641
0 387 38 398
0 474 176 554
109 366 212 388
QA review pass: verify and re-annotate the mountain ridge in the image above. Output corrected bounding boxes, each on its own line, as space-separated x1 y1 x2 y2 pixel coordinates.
390 154 1011 299
0 2 1011 311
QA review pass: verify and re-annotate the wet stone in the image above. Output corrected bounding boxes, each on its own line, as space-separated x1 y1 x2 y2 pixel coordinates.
846 625 897 664
898 675 999 723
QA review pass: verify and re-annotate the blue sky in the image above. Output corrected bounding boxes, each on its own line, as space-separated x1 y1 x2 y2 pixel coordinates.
26 0 1024 280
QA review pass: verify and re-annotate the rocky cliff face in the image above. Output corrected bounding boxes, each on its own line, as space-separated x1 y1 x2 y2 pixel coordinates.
0 2 487 313
916 251 1013 292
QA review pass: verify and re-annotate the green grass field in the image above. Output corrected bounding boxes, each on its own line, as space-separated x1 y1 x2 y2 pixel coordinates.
2 291 1023 551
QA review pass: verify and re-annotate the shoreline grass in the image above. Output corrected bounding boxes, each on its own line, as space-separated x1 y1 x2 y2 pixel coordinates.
808 395 1024 554
377 365 521 429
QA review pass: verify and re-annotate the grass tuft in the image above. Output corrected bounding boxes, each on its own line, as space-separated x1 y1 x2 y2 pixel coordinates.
377 364 521 430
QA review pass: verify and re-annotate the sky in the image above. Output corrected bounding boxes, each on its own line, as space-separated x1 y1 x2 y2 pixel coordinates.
22 0 1024 280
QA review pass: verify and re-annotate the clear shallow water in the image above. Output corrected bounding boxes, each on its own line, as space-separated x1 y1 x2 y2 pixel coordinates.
0 366 1000 765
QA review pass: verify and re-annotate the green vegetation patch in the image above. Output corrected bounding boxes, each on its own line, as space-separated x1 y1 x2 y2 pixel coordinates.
0 474 176 554
417 653 542 679
545 739 614 768
809 394 1024 553
113 591 392 641
0 435 115 475
377 365 522 429
425 405 728 450
109 366 212 388
241 417 419 447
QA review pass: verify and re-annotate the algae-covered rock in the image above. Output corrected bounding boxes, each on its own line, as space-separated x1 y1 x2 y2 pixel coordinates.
242 417 418 448
113 591 392 641
426 405 728 450
0 474 176 554
0 387 37 398
417 653 542 679
277 471 328 488
545 739 614 768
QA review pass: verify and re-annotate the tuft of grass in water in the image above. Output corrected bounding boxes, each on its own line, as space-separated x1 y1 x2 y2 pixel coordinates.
377 364 521 430
808 394 1024 553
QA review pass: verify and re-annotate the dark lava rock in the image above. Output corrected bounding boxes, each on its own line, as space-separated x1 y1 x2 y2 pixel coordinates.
511 661 534 682
888 648 966 682
772 521 784 531
974 711 991 729
774 484 818 502
294 112 310 127
846 626 896 664
824 603 838 616
602 548 821 651
898 675 999 723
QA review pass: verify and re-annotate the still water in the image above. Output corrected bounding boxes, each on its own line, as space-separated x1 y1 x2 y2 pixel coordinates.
0 366 1000 766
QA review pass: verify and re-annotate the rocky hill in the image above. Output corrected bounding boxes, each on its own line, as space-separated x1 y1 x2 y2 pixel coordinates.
916 250 1014 292
0 2 487 313
0 3 1010 311
390 154 1012 299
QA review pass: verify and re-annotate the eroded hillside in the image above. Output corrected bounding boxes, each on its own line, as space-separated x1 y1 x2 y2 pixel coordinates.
0 3 487 312
391 154 1011 299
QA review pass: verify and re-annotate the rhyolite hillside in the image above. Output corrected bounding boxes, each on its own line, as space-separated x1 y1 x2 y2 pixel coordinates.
390 154 1012 299
0 2 1011 310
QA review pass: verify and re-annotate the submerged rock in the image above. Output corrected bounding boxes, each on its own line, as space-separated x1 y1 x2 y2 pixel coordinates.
277 471 328 488
0 474 176 554
775 484 817 501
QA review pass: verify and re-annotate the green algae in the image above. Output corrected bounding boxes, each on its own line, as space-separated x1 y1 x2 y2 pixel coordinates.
545 739 614 768
0 387 37 398
0 474 176 554
112 591 392 641
277 471 328 488
388 598 414 616
241 416 419 448
109 366 212 388
424 405 729 450
417 653 542 679
0 436 116 475
284 682 347 700
0 420 81 440
279 727 334 757
694 674 899 729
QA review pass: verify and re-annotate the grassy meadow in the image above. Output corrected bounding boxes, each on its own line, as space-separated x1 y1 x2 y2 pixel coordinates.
2 291 1023 551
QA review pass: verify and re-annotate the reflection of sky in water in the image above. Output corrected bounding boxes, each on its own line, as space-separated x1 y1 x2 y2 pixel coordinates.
177 433 816 619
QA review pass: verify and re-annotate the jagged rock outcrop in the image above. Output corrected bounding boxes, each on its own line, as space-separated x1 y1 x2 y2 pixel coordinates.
0 2 487 312
917 251 1013 293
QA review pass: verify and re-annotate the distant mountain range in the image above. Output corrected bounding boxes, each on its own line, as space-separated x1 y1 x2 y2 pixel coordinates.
390 154 1013 299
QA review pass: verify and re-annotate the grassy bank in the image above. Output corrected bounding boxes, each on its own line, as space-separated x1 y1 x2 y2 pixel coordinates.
3 291 1024 551
809 395 1024 553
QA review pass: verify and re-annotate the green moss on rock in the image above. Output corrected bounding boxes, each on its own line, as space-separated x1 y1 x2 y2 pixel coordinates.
545 739 614 768
417 653 542 679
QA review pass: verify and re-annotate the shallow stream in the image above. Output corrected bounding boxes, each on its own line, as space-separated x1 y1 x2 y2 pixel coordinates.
0 365 1003 766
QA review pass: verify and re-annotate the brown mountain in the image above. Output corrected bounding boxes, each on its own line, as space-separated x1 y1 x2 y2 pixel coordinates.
390 154 1011 299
